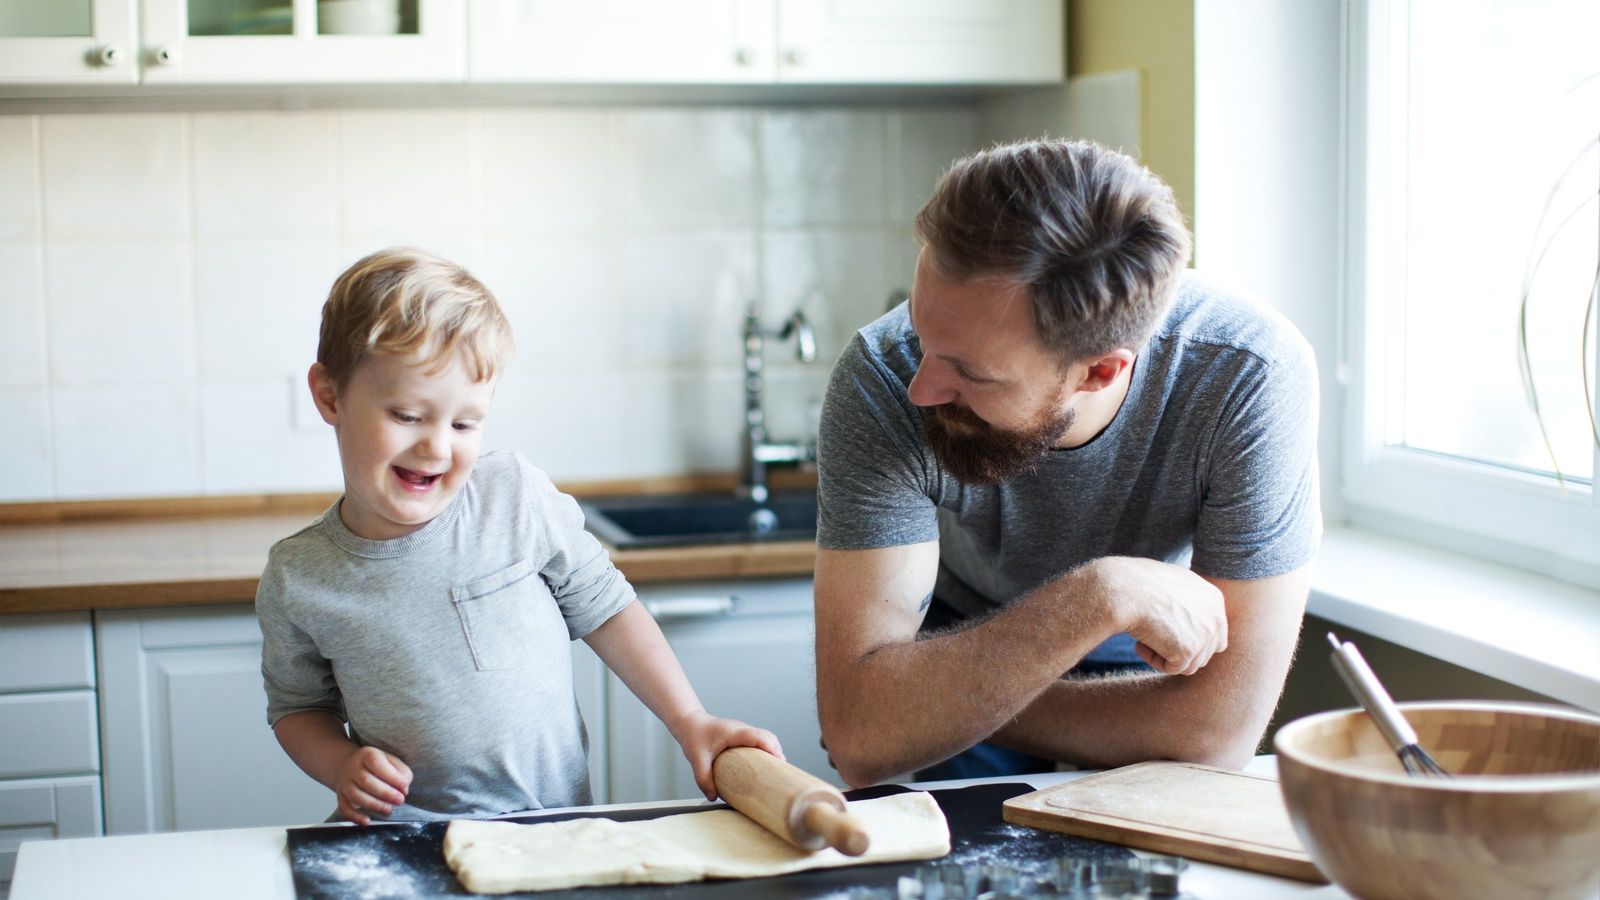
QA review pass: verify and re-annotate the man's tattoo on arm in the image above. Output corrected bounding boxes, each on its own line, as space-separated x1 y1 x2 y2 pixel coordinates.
917 591 933 613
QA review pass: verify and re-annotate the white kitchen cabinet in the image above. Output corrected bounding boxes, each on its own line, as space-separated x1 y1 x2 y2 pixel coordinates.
470 0 1062 85
776 0 1064 85
0 0 138 83
605 577 835 804
470 0 775 84
140 0 465 84
0 0 465 85
0 777 102 888
94 603 612 834
0 613 102 886
96 605 333 835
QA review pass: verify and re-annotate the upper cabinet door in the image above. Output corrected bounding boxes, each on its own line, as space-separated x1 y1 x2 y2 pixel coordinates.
469 0 775 83
138 0 466 84
776 0 1063 85
0 0 138 83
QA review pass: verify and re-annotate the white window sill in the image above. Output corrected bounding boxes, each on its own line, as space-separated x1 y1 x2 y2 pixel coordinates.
1309 525 1600 712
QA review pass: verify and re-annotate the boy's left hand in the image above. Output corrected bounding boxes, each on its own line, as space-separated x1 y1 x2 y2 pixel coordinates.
670 710 784 801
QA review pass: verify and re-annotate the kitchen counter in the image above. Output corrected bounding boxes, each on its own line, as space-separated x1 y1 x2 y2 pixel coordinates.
11 763 1347 900
0 483 817 615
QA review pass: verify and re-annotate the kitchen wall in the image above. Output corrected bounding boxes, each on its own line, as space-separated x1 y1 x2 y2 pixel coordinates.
0 103 980 501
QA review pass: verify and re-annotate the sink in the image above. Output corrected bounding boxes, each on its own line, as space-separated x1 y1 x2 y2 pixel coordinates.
580 491 818 549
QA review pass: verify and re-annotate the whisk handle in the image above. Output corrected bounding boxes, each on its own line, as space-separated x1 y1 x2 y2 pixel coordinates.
1327 632 1420 752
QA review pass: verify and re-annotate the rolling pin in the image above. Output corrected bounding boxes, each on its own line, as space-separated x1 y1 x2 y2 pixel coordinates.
711 747 871 856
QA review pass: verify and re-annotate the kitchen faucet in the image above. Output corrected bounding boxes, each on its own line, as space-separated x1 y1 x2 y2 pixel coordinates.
740 304 816 503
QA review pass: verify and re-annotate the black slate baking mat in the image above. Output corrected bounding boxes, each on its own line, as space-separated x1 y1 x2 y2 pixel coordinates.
287 782 1134 899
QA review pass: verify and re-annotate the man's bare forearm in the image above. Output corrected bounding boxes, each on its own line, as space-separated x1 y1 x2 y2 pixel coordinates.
989 664 1264 769
990 569 1311 769
818 569 1116 786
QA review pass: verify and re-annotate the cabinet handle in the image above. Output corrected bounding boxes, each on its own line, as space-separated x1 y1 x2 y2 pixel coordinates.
733 46 754 67
783 47 806 67
643 596 739 620
149 45 179 66
94 45 124 67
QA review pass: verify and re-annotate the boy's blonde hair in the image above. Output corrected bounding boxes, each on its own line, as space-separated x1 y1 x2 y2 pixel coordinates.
317 247 513 387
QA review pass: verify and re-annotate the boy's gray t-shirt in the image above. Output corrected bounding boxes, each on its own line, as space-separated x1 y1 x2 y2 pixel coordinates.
256 450 634 821
817 271 1321 625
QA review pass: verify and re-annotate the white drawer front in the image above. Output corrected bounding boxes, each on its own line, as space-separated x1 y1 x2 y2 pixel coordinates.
0 692 99 779
0 776 103 882
0 614 95 692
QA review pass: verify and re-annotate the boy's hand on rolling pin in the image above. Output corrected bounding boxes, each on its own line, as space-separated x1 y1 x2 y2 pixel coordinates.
670 709 785 802
334 745 412 825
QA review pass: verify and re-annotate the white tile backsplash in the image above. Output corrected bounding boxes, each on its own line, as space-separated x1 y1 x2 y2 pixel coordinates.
0 117 40 241
191 112 336 237
483 372 629 481
199 380 341 493
760 368 831 452
0 242 46 387
480 236 621 375
762 229 896 362
622 109 758 229
620 232 756 367
195 237 336 380
760 109 888 227
41 114 189 239
623 370 743 477
45 239 194 386
481 110 617 235
51 384 201 498
8 102 981 500
886 108 979 224
338 111 477 236
0 388 53 501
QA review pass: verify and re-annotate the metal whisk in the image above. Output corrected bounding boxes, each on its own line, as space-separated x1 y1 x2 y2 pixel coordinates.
1326 632 1451 778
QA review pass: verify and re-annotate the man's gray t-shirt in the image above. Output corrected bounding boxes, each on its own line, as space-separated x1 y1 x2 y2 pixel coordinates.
256 450 634 821
817 271 1321 627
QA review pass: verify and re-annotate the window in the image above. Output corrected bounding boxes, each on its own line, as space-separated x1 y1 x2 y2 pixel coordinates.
1344 0 1600 585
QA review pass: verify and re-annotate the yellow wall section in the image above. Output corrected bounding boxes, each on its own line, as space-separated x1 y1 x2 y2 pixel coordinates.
1067 0 1196 233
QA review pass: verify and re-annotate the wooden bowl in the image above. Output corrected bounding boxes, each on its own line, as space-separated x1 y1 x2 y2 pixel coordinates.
1274 702 1600 900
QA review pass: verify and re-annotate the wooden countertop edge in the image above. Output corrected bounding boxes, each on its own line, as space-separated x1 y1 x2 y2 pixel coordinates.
0 470 818 524
0 543 818 615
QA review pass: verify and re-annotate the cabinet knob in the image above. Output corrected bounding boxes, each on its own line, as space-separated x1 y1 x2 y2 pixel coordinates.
783 47 806 67
733 46 754 67
94 45 124 67
150 45 179 66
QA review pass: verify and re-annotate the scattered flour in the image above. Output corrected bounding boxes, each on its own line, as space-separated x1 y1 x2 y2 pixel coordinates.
293 833 421 900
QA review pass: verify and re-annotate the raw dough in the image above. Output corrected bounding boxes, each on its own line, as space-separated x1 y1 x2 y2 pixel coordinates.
444 790 951 894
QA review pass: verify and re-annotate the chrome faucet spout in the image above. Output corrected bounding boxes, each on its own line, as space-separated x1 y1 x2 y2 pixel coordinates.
740 305 818 502
780 311 817 363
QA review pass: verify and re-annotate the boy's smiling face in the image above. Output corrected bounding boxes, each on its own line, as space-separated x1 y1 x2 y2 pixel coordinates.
311 349 496 541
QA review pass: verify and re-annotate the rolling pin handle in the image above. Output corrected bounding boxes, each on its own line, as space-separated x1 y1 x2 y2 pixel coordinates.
801 801 871 857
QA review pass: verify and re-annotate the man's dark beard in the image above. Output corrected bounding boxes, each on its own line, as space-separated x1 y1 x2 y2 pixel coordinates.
923 401 1075 486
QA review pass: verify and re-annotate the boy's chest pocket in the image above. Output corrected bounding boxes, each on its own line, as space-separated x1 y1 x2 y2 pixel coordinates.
451 558 552 672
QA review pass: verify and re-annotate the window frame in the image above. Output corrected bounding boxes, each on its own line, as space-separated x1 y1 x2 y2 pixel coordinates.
1340 0 1600 590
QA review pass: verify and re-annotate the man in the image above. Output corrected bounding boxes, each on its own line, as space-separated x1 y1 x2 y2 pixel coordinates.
813 139 1320 787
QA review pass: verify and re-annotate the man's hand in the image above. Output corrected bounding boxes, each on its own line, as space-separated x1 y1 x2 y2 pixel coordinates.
1076 556 1228 676
668 709 785 801
333 745 412 825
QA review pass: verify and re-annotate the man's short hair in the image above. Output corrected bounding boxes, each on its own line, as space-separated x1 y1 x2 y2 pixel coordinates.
913 139 1192 365
317 247 514 387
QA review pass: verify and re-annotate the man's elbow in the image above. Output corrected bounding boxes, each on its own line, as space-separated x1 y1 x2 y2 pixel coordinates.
1168 724 1264 770
819 719 899 789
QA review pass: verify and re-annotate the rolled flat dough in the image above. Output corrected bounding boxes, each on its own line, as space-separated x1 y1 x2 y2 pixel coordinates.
444 790 951 894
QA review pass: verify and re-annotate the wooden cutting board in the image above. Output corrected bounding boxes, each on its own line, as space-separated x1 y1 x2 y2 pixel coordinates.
1003 761 1327 883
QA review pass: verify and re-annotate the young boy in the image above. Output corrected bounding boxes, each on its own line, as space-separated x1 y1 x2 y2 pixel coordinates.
257 247 782 824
